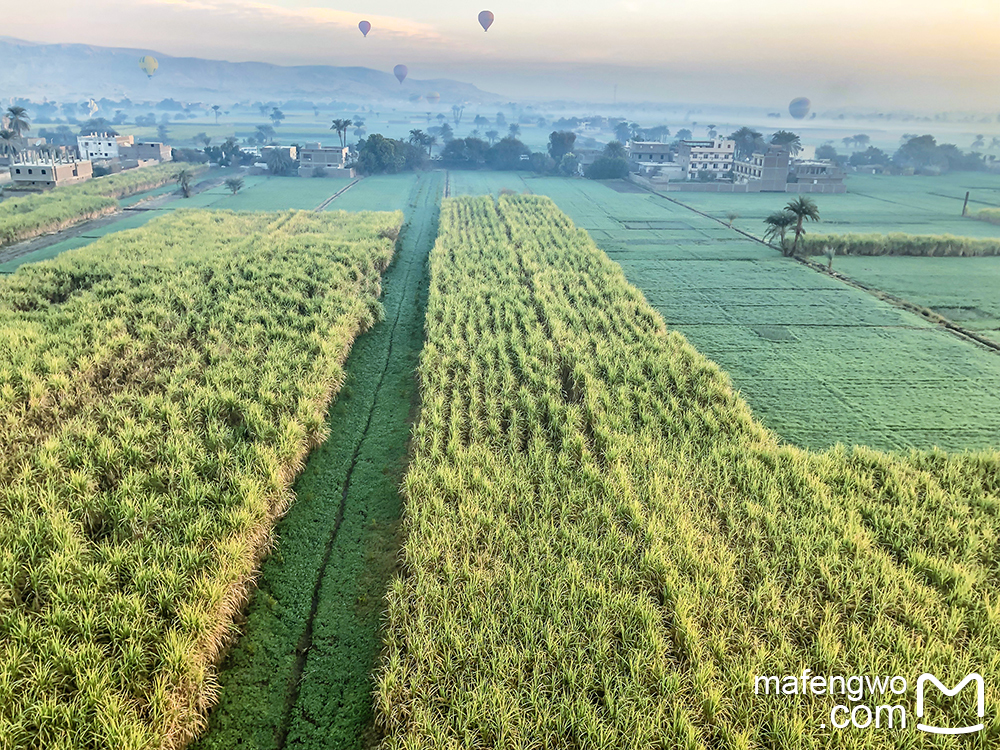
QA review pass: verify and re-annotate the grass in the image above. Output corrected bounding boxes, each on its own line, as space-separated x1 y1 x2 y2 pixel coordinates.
0 164 205 247
0 207 402 749
972 208 1000 225
377 193 1000 749
449 175 1000 452
193 170 442 750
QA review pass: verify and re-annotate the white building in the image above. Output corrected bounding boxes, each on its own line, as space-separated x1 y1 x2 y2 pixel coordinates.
676 138 735 180
77 133 134 161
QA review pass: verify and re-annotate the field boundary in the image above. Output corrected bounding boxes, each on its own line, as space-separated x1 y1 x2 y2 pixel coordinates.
313 178 360 210
632 180 1000 356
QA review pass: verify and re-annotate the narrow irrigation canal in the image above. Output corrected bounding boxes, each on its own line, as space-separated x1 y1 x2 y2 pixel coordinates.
194 171 443 750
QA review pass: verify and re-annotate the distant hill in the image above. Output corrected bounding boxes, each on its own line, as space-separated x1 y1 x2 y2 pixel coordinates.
0 38 499 105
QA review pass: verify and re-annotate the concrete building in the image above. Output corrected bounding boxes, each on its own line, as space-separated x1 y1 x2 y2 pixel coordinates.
78 133 134 161
298 144 352 177
732 146 791 192
122 141 173 163
9 159 93 189
676 139 735 180
790 159 845 187
627 141 673 164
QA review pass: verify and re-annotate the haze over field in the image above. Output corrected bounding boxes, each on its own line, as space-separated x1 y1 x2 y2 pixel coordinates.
4 0 999 109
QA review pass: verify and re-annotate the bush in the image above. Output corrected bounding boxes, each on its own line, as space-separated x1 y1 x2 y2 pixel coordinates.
800 232 1000 257
971 208 1000 226
584 156 630 180
171 147 210 164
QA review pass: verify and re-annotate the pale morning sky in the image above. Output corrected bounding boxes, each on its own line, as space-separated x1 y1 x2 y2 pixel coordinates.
5 0 1000 108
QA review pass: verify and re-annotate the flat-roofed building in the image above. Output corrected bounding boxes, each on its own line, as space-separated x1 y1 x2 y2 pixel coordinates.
78 133 134 161
9 159 93 189
298 144 352 177
121 141 173 163
733 146 790 191
627 141 672 164
790 159 845 186
676 138 735 180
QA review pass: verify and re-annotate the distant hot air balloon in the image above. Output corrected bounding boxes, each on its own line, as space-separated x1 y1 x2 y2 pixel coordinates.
359 20 371 37
394 65 408 84
478 10 495 31
87 98 99 116
788 97 811 120
138 56 158 79
426 92 441 104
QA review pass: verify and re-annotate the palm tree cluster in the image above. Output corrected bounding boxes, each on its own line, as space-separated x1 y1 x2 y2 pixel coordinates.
763 196 820 255
408 129 438 157
330 118 353 148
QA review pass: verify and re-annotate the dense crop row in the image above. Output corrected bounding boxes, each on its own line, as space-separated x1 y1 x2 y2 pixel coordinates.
972 208 1000 226
801 231 1000 256
0 207 401 749
0 164 204 247
378 195 1000 748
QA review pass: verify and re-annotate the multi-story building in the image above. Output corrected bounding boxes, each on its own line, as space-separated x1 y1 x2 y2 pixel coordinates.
77 133 134 161
123 141 173 163
298 144 352 177
627 141 673 164
790 159 845 187
9 159 93 189
676 139 735 180
732 146 791 191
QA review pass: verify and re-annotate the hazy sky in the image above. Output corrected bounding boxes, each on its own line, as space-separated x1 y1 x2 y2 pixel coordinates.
6 0 1000 109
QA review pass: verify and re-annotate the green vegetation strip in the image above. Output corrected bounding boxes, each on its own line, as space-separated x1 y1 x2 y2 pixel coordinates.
801 232 1000 256
972 208 1000 225
0 207 401 750
378 194 1000 748
0 163 204 247
194 171 442 750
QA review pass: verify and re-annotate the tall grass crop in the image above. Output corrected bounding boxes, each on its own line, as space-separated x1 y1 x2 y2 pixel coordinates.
0 207 401 749
802 231 1000 256
972 208 1000 226
377 194 1000 748
0 164 205 247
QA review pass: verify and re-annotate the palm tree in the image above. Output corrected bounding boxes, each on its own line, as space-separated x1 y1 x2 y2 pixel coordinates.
726 211 739 228
212 105 221 125
603 140 626 159
842 136 854 151
177 169 193 198
0 129 19 158
770 130 802 156
785 196 821 255
972 134 986 150
729 126 763 160
485 130 499 145
330 119 352 148
5 106 30 138
508 123 520 138
762 210 796 252
426 135 438 158
224 177 244 194
852 134 870 150
409 129 426 148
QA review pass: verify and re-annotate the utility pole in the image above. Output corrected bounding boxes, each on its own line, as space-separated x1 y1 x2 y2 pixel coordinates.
962 191 970 216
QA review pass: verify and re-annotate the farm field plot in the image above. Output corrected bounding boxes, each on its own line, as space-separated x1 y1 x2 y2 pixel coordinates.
672 172 1000 239
324 173 419 212
380 194 1000 749
194 170 442 750
834 255 1000 342
452 176 1000 451
0 207 402 749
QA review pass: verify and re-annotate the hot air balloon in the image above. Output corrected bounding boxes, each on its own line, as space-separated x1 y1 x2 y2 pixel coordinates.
138 56 159 79
426 92 441 104
394 65 408 84
788 97 811 120
359 20 371 37
478 10 494 31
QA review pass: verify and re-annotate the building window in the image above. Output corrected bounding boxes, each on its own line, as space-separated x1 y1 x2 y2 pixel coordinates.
15 168 20 174
28 169 32 174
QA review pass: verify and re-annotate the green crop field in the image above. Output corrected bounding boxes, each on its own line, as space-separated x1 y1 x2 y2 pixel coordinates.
378 193 1000 749
0 207 402 749
669 172 1000 239
448 174 1000 452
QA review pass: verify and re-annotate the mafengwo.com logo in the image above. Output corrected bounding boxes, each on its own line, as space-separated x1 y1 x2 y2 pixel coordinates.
754 670 986 734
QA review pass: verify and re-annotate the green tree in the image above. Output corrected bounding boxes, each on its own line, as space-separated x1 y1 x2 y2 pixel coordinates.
726 211 739 228
548 131 577 162
785 196 821 255
770 130 802 156
0 130 20 158
487 136 529 170
330 119 352 148
357 134 405 174
763 210 796 251
815 144 839 161
485 129 499 145
176 168 193 198
224 177 244 194
5 106 30 137
508 123 521 138
584 156 629 180
269 108 285 126
729 127 763 160
265 149 294 175
603 140 627 159
559 153 580 176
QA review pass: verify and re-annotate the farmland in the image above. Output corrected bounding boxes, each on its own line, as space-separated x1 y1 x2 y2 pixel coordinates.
0 207 402 749
448 173 1000 452
378 193 1000 749
0 163 204 248
193 170 437 750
